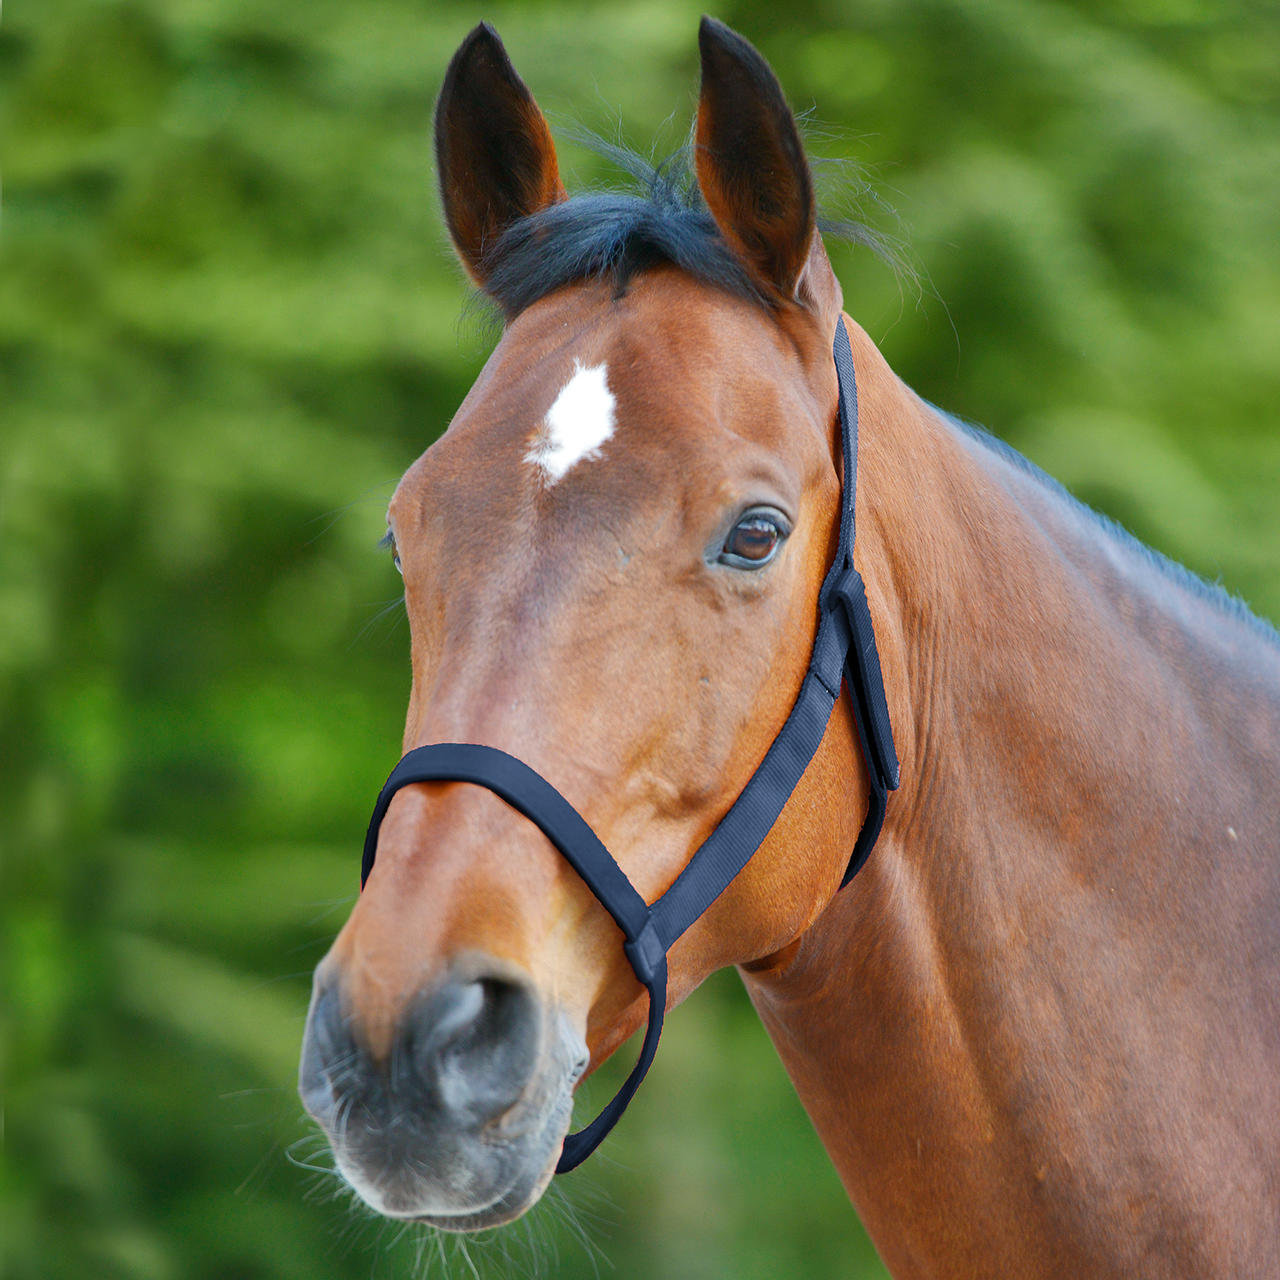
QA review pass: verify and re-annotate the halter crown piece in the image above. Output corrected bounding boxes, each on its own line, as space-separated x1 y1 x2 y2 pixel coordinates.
361 319 900 1173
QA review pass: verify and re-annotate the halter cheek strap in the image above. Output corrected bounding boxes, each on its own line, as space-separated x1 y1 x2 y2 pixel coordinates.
360 317 899 1173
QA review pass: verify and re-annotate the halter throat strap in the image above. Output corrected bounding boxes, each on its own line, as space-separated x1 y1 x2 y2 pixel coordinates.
359 317 899 1173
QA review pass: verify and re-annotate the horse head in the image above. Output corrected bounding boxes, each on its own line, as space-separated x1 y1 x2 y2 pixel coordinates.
300 19 878 1230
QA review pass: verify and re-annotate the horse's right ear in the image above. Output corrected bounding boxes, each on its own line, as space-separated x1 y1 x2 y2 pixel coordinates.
434 24 566 287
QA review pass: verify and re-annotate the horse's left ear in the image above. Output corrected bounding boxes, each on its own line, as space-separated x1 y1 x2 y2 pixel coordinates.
695 19 815 304
434 23 567 287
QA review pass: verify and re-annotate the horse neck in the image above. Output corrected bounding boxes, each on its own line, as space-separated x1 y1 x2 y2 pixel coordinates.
742 319 1280 1277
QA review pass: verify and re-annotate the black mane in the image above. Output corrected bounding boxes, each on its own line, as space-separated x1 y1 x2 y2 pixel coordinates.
478 138 891 318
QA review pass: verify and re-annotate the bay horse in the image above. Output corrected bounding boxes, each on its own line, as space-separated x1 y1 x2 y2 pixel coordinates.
300 19 1280 1276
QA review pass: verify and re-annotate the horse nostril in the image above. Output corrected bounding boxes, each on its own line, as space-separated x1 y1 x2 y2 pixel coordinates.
408 976 541 1124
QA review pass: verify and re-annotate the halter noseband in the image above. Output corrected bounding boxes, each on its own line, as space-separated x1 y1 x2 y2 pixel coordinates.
360 318 899 1172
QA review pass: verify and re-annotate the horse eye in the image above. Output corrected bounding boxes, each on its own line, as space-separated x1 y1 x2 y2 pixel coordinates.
720 511 787 568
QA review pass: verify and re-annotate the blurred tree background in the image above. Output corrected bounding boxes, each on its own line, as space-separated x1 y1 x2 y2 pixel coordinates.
3 0 1277 1276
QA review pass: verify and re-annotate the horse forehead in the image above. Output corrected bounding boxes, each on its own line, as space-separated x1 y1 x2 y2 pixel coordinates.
411 351 699 499
395 283 824 535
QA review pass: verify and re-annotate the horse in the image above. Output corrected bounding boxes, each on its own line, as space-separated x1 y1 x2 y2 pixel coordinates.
300 19 1280 1277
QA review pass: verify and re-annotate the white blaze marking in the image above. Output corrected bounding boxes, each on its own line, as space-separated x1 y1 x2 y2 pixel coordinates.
525 361 616 484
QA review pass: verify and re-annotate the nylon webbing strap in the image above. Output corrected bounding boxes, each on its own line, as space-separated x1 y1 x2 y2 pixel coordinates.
830 320 900 796
359 318 898 1172
827 319 900 883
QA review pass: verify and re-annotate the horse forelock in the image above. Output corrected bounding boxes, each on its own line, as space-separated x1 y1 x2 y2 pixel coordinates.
473 137 893 322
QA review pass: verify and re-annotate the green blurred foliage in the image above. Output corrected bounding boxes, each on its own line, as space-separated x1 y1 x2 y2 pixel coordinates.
3 0 1277 1276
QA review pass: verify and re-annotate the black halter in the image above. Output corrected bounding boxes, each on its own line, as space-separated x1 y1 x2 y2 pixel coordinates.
360 319 899 1172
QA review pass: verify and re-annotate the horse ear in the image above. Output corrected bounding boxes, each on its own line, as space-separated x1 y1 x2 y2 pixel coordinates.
434 24 567 287
695 19 815 303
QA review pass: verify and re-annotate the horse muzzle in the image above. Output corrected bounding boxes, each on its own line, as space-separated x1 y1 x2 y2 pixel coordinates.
298 959 587 1229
